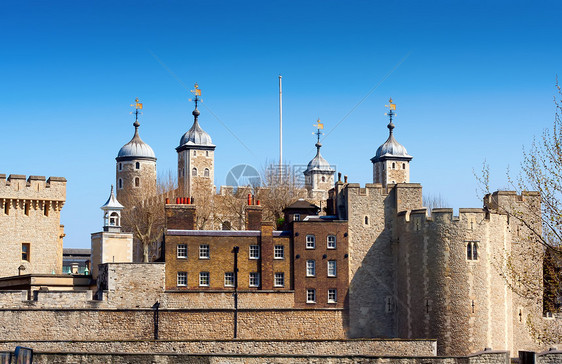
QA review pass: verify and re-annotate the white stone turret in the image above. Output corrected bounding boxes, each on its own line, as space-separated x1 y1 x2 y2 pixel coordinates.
100 185 124 233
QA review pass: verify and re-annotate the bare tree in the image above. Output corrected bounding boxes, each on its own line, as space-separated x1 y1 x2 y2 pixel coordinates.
121 171 176 262
475 82 562 344
422 193 449 211
256 162 307 228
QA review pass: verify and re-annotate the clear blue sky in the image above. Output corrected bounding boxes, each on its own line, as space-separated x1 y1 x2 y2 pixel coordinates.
1 1 560 248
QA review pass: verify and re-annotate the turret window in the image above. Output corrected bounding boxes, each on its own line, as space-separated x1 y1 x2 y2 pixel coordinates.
135 162 140 169
466 241 479 261
204 168 210 177
134 177 140 187
392 162 396 169
192 168 197 177
118 178 123 189
364 216 369 225
402 163 406 169
321 176 326 182
206 151 209 157
193 151 197 156
118 163 122 171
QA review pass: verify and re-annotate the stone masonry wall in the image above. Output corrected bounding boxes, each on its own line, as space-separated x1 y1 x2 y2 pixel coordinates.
343 183 396 338
395 205 548 356
11 350 524 364
0 339 437 357
0 174 66 277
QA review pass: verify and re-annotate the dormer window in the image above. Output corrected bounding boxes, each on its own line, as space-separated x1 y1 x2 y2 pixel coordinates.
294 214 300 222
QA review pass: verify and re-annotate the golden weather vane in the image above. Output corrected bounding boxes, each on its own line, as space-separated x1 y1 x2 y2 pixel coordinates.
130 97 143 123
385 97 396 125
189 83 202 108
313 118 324 143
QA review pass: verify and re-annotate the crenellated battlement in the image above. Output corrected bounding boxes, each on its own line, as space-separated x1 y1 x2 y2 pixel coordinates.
484 190 541 215
398 207 488 224
0 174 66 203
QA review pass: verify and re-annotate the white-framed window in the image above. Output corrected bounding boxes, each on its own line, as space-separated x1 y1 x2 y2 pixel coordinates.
199 244 210 259
294 213 300 222
467 241 478 261
177 272 187 287
249 272 260 287
328 289 337 303
306 260 315 277
274 245 284 259
306 235 315 249
249 245 260 259
274 272 284 287
306 289 316 303
327 260 337 277
177 244 187 258
224 272 235 287
199 272 209 286
327 235 336 249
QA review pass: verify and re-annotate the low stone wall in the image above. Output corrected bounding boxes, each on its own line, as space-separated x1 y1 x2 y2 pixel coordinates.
0 339 436 357
0 308 349 341
21 350 517 364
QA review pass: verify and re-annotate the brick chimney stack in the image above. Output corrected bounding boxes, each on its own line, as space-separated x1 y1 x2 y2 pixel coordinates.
165 203 197 230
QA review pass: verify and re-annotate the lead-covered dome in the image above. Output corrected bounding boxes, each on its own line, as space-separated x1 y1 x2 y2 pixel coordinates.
305 143 335 174
116 121 156 161
371 121 412 163
178 108 215 148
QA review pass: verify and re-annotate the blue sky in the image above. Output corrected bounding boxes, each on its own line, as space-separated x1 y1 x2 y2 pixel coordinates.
1 1 560 248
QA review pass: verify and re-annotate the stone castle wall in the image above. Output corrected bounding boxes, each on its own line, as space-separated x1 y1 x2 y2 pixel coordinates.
339 182 395 338
21 351 523 364
0 174 66 277
394 191 550 356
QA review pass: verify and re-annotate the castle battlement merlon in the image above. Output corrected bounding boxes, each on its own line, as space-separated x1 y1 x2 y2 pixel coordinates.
0 174 66 207
398 207 489 224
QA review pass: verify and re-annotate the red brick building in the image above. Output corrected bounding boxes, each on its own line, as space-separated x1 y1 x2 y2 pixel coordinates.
164 199 348 309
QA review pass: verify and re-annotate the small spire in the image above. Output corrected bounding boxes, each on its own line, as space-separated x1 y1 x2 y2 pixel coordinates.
130 97 143 132
385 98 396 134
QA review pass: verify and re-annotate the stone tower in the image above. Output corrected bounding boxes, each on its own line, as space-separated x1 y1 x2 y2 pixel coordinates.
115 98 157 207
91 186 133 279
0 174 66 277
304 120 335 205
370 98 412 186
176 84 216 198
